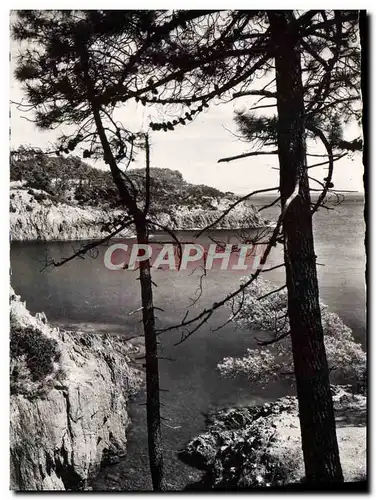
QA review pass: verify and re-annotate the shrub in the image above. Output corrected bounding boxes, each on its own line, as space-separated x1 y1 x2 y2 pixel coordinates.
33 192 47 202
10 326 61 384
26 171 52 193
218 278 366 387
207 421 301 489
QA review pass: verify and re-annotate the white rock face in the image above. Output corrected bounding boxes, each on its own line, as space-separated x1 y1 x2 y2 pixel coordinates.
9 187 133 241
154 201 265 231
10 187 267 241
10 289 143 491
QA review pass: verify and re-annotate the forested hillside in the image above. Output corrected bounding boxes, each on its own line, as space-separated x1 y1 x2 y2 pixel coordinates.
10 146 236 213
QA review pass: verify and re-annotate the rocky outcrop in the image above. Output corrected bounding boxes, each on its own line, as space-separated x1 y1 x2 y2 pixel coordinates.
9 185 133 241
153 199 266 231
10 185 267 241
180 389 367 489
10 288 143 491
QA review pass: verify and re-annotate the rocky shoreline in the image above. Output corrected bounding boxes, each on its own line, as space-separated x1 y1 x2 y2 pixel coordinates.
10 288 144 491
179 388 367 490
10 183 267 242
10 185 133 242
9 288 366 491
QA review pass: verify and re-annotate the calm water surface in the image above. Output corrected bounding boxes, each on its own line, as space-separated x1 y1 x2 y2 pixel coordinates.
10 199 366 490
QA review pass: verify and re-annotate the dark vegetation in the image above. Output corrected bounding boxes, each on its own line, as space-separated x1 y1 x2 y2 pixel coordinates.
10 146 231 211
10 326 61 392
10 146 120 206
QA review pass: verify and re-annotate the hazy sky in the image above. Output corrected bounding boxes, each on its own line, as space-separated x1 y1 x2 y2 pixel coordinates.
10 34 364 195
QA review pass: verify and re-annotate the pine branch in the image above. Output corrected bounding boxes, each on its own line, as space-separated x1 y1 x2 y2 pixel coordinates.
218 150 278 163
111 34 273 105
260 263 285 273
232 89 277 99
301 39 329 70
307 152 347 169
307 125 334 215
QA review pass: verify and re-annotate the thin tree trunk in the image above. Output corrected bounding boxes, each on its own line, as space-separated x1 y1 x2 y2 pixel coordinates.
88 82 166 489
136 221 165 491
268 11 343 483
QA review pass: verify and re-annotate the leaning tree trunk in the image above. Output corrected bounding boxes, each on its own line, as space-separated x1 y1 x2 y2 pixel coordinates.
136 221 165 491
268 11 343 483
82 46 166 489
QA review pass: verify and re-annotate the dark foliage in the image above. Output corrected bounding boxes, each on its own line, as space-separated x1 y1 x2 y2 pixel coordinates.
10 326 60 384
11 148 231 211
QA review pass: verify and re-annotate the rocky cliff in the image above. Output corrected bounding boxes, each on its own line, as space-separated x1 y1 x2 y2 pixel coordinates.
9 184 133 242
10 288 143 491
10 183 267 242
153 198 266 232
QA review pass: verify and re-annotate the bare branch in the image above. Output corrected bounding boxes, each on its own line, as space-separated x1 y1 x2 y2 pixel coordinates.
307 125 334 215
128 306 143 316
146 219 183 270
261 263 285 273
232 89 277 99
195 186 279 238
258 196 281 212
255 330 290 346
257 284 286 301
42 219 132 270
218 150 278 163
157 179 300 345
249 104 277 111
307 152 347 169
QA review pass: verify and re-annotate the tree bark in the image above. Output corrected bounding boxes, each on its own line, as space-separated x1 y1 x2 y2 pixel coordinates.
268 11 343 483
136 220 165 491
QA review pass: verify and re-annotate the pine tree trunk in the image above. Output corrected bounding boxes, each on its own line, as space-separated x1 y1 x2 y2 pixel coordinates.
268 11 343 483
80 48 166 490
136 222 165 491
